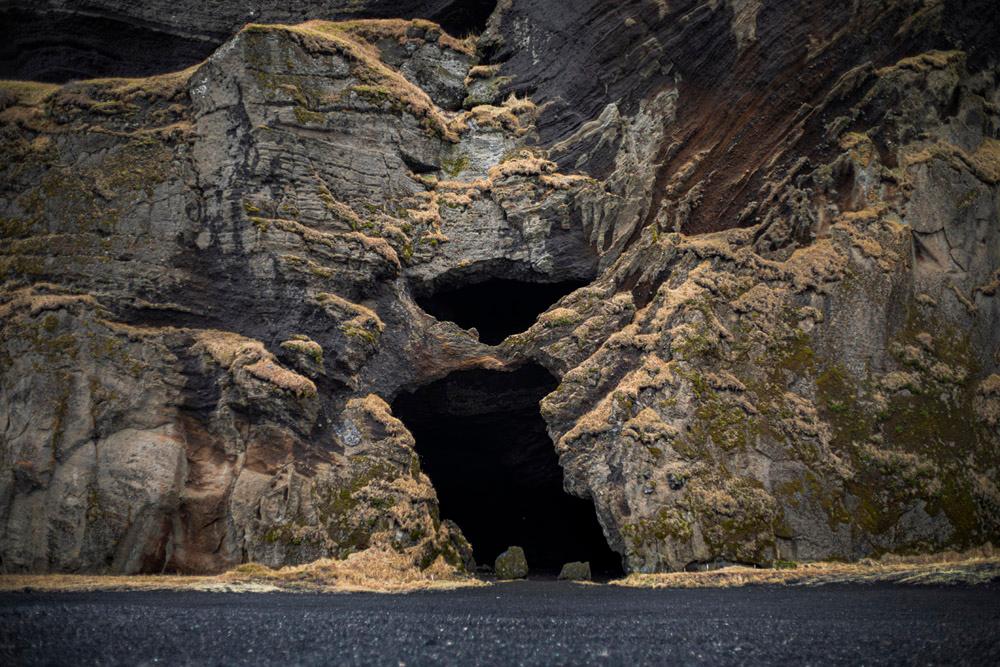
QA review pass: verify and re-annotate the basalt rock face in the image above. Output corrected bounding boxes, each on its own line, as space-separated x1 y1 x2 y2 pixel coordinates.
1 2 999 574
0 17 589 573
483 0 1000 242
536 50 1000 570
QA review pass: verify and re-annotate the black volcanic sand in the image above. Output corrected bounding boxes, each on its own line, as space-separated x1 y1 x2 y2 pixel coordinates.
2 581 999 665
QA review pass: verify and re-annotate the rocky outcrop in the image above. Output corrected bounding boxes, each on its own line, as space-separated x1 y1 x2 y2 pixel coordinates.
0 16 593 573
494 546 528 579
1 2 998 574
482 0 999 240
525 48 1000 571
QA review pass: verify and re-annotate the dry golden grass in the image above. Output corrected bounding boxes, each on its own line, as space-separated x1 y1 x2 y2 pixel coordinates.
451 95 537 136
971 137 1000 183
222 549 484 593
244 357 317 397
5 549 995 594
0 80 59 106
1 67 195 135
251 21 459 141
876 50 965 76
614 548 1000 589
75 66 198 103
330 18 476 56
0 573 222 594
902 139 1000 186
0 548 485 594
488 156 557 181
464 64 501 85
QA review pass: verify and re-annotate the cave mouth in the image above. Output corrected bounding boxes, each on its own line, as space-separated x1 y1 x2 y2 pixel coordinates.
415 278 588 345
392 363 623 578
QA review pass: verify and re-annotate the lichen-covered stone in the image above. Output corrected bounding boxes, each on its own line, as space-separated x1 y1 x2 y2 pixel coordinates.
495 546 528 580
279 336 325 378
558 561 591 581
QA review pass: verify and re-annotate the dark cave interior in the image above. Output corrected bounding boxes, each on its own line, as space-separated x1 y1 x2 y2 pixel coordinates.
392 364 623 577
414 278 587 345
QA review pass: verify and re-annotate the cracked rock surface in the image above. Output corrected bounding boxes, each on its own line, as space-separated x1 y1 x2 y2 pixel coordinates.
1 1 999 574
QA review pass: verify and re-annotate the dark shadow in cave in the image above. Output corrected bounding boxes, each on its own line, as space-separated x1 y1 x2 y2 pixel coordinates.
415 278 588 345
392 363 623 577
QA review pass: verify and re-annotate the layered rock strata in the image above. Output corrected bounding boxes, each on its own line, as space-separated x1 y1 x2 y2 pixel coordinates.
1 1 998 573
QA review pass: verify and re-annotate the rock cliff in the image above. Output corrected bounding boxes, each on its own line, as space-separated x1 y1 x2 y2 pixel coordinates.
1 1 998 574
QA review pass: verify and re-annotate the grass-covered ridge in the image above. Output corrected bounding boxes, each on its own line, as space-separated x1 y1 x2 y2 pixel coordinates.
241 19 467 142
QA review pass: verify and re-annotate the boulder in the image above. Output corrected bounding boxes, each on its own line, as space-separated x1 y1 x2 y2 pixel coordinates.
558 562 592 581
494 547 528 580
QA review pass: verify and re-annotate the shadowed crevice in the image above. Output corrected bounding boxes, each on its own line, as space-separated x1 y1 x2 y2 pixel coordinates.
415 278 587 345
392 364 624 576
430 0 497 37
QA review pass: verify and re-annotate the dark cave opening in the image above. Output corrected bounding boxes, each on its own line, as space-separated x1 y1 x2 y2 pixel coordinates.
430 1 497 37
392 364 623 577
415 278 588 345
0 9 219 83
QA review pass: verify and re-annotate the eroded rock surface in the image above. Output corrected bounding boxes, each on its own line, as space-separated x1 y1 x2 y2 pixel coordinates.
1 2 998 574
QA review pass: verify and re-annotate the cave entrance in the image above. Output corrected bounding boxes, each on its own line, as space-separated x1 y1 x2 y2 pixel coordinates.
414 278 588 345
392 363 623 577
